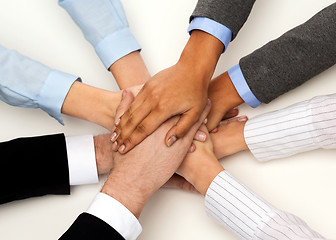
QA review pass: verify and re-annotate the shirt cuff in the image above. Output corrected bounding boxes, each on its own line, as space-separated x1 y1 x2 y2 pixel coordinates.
188 17 232 53
65 135 99 186
228 64 261 108
87 193 142 240
95 28 141 69
38 70 80 124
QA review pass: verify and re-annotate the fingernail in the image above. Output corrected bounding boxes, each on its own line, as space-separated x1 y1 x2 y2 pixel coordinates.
211 128 218 133
112 141 118 151
115 118 121 126
122 90 127 99
207 99 211 105
188 144 196 153
119 144 126 153
111 132 118 141
203 118 208 124
167 136 177 147
238 116 248 122
198 132 206 142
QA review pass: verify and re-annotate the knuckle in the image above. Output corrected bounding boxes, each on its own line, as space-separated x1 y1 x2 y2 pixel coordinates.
135 123 148 136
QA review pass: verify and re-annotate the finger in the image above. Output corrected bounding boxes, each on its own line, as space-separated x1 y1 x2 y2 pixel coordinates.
111 90 135 135
223 107 239 120
193 130 207 142
111 98 152 150
220 115 248 126
162 174 199 194
206 107 227 132
179 99 212 144
116 110 169 154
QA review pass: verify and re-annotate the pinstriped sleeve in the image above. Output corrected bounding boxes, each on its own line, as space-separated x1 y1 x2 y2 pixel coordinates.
205 171 325 239
244 94 336 162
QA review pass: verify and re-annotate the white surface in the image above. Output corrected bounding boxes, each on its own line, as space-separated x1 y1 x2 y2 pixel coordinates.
0 0 335 239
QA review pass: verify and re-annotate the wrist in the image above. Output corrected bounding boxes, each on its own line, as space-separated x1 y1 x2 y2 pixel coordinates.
62 82 122 130
184 153 224 196
109 51 150 89
209 71 244 113
94 134 114 175
101 171 151 219
178 30 224 84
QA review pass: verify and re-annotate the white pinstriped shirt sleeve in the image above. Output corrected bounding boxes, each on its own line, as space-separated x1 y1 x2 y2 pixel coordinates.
205 171 325 240
244 94 336 162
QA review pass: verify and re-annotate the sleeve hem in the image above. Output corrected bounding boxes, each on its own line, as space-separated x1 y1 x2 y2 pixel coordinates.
37 70 81 124
87 193 142 240
65 135 99 186
188 17 232 53
95 28 141 69
228 64 261 108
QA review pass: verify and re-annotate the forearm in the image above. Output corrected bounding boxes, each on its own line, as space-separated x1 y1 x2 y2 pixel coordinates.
191 0 255 40
109 51 150 89
205 171 325 239
239 3 336 103
245 93 336 162
179 30 224 87
207 71 244 130
62 82 122 131
182 153 224 196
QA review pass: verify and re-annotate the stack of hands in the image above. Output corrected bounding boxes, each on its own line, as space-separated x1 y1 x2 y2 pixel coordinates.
2 1 335 239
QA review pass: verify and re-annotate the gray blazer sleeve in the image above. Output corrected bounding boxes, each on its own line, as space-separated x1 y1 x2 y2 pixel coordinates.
191 0 255 40
240 3 336 104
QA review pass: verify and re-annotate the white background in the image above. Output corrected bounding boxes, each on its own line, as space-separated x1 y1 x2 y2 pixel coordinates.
0 0 335 239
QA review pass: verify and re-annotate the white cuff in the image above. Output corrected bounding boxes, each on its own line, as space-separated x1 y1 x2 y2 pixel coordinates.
87 193 142 240
65 135 99 185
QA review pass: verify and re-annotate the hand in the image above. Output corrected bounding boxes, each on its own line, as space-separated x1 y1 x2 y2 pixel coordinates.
111 30 224 154
94 134 199 195
211 116 249 159
206 72 244 131
101 92 211 218
177 125 224 196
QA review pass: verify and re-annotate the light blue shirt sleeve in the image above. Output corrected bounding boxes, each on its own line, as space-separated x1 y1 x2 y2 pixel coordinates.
0 45 79 124
188 17 232 53
228 64 261 108
59 0 141 69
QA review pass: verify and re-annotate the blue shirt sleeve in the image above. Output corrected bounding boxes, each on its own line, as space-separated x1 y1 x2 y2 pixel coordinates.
59 0 141 69
228 64 261 108
0 45 79 124
188 17 232 53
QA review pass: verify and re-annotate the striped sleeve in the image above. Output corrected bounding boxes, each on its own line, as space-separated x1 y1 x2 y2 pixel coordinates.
205 171 325 240
244 94 336 162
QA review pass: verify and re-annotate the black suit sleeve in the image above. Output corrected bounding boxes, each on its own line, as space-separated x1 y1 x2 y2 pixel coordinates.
59 213 125 240
0 133 70 204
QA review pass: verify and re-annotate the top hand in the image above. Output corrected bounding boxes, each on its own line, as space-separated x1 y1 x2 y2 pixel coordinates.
111 30 224 154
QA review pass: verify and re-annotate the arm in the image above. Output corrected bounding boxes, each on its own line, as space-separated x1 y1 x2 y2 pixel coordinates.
209 93 336 162
59 0 149 89
111 0 257 152
178 126 326 240
207 3 336 130
60 92 211 239
112 29 223 154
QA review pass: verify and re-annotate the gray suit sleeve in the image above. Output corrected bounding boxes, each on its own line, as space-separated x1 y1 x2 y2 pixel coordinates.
191 0 255 40
240 3 336 104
